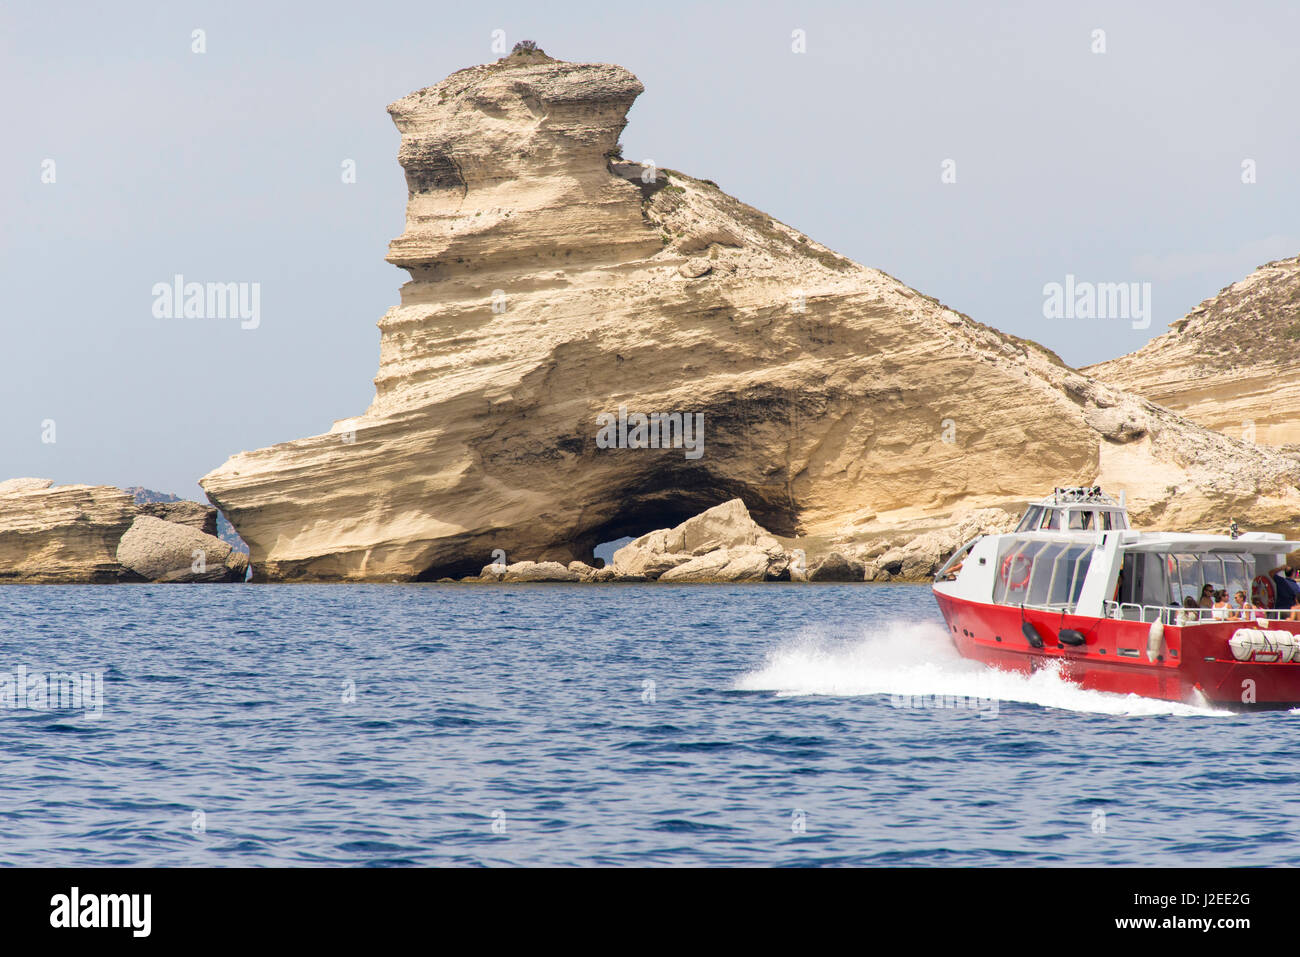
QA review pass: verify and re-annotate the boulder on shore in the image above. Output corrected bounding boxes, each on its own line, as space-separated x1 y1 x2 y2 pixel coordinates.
500 560 581 582
806 551 865 582
657 545 780 582
136 500 219 537
614 499 789 581
116 515 248 583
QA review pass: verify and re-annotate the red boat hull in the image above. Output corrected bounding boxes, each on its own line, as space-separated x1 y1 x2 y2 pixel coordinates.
934 591 1300 710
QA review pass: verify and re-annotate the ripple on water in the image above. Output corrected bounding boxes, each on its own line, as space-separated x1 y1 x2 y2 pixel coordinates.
2 583 1297 865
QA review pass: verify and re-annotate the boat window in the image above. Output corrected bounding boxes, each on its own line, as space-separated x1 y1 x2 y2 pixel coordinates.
1117 553 1139 604
1047 544 1092 606
993 539 1049 604
1168 553 1256 606
1065 509 1114 531
1169 553 1202 606
994 538 1094 607
1027 543 1068 605
1015 506 1044 533
1221 555 1253 601
1065 547 1093 604
1040 510 1060 530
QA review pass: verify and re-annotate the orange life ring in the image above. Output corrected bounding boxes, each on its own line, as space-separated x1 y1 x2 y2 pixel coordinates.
1252 574 1276 609
1000 553 1031 590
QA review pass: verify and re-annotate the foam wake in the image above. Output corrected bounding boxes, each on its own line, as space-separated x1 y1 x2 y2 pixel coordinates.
734 619 1231 717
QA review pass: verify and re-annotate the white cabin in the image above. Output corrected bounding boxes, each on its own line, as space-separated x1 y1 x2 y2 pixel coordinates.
934 487 1300 624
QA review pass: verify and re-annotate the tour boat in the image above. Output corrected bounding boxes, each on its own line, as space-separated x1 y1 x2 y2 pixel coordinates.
932 487 1300 710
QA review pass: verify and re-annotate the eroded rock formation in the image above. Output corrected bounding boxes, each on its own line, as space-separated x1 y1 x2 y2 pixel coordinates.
135 500 219 537
0 479 246 583
1086 256 1300 446
612 498 788 582
0 480 136 583
199 52 1300 582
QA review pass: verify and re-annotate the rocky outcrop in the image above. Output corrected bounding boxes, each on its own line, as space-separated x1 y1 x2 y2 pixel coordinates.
116 516 248 583
855 508 1020 582
456 498 1012 584
806 551 865 582
199 53 1300 582
612 500 788 582
126 486 244 551
0 479 246 583
135 501 219 537
0 480 137 583
1086 256 1300 446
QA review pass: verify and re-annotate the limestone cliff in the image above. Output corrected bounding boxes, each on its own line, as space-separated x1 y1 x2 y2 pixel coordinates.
0 479 247 583
199 52 1300 582
0 479 136 583
1086 256 1300 446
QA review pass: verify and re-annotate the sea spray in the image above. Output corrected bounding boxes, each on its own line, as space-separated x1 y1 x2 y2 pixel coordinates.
734 619 1231 718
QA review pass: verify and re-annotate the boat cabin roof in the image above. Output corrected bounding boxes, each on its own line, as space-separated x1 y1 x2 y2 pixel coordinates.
1119 533 1300 554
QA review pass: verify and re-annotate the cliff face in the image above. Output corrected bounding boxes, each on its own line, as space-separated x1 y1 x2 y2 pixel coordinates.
199 53 1300 582
1086 256 1300 446
0 480 136 583
0 479 248 583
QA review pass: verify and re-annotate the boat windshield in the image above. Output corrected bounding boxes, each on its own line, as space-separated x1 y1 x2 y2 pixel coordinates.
1015 506 1044 532
993 538 1093 608
1067 509 1118 531
1015 505 1127 532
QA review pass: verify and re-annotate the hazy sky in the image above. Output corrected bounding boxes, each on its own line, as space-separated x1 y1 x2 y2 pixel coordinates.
4 1 1297 499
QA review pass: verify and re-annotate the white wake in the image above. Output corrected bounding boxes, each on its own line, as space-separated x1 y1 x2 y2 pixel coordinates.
734 619 1232 717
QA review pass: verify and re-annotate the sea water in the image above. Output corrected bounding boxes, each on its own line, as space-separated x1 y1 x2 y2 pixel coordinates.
1 583 1295 866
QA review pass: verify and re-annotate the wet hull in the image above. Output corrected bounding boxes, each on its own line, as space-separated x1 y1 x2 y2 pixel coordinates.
933 590 1300 710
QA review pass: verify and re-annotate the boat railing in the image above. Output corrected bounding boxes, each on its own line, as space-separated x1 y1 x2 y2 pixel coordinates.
1102 601 1300 627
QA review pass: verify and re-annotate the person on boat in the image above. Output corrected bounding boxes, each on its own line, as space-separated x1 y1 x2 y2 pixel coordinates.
1211 590 1232 620
1269 565 1300 613
1283 570 1300 621
1177 597 1201 626
1198 584 1215 610
1233 590 1264 623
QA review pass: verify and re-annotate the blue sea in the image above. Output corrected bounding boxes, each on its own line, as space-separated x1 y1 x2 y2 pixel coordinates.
1 583 1297 867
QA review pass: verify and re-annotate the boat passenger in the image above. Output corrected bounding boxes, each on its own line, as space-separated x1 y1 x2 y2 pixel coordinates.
1177 597 1201 626
1284 572 1300 621
1198 584 1215 610
1211 590 1232 620
1270 565 1300 613
1233 590 1264 623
